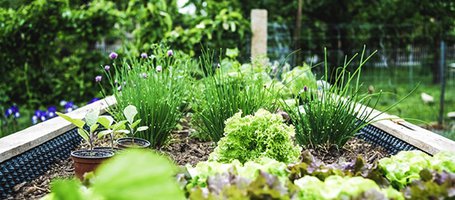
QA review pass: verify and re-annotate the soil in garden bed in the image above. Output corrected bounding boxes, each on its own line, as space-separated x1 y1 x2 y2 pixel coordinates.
7 122 388 199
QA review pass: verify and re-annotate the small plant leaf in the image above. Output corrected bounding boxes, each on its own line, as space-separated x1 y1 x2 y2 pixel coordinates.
90 124 99 134
136 126 149 132
131 119 142 129
85 109 100 126
112 120 127 131
57 112 85 129
98 130 113 138
98 116 114 128
123 105 138 124
77 128 89 142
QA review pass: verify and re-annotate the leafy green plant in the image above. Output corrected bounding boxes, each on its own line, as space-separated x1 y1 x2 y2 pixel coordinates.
57 109 101 150
209 109 301 164
379 150 455 189
103 46 188 148
44 149 185 200
281 64 317 95
97 115 128 149
122 105 149 139
193 50 280 142
284 48 391 147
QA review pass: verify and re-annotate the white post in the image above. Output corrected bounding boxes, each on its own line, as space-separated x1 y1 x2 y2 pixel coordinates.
251 9 267 61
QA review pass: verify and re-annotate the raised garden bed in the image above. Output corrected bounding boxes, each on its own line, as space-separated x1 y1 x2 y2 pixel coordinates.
0 96 454 199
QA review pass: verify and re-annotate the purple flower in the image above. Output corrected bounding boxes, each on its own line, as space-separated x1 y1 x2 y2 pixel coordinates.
156 65 162 72
88 98 99 104
303 86 308 92
5 108 13 118
140 72 148 78
167 50 173 57
217 63 221 68
141 53 148 58
64 101 77 113
117 85 122 91
104 65 110 71
95 75 102 82
47 106 57 112
109 52 118 59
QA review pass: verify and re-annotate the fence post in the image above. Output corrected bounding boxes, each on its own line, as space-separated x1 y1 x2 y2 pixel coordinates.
251 9 267 62
438 40 446 126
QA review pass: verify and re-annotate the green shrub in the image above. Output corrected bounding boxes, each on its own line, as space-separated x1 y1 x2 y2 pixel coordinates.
103 45 189 148
0 0 120 107
209 109 301 164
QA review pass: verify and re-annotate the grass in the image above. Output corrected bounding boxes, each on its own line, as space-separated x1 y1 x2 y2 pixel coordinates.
359 66 455 139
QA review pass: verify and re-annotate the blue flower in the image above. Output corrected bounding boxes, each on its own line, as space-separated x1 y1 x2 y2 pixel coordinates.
64 101 77 113
32 116 38 125
5 105 20 118
88 98 100 104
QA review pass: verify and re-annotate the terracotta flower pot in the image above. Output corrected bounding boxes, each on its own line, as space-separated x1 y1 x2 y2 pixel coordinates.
71 149 114 180
116 137 151 149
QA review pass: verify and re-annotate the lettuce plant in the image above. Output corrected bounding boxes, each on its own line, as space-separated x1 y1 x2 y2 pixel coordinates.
379 150 455 189
209 109 301 164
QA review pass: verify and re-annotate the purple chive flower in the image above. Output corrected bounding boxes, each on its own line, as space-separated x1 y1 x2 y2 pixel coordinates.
117 85 122 91
141 53 148 58
88 98 100 104
109 52 118 59
156 65 162 72
104 65 110 71
167 50 173 57
303 86 308 92
217 63 221 68
140 72 148 78
95 75 102 82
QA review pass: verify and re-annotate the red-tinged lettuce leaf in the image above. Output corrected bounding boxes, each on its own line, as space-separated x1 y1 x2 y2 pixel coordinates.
403 170 455 199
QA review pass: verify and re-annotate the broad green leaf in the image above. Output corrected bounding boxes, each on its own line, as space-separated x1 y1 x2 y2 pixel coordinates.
98 116 114 128
57 112 85 129
85 109 100 126
77 128 89 142
136 126 149 132
92 149 185 200
98 130 113 138
49 179 85 200
90 124 99 134
123 105 138 124
112 120 127 131
131 119 141 129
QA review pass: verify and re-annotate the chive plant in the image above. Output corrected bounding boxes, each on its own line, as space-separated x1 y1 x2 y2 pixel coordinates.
193 50 280 142
285 47 390 148
102 46 189 148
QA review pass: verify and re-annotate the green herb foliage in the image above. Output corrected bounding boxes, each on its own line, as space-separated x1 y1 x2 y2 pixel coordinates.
104 46 188 148
193 50 279 142
209 109 301 164
285 47 386 147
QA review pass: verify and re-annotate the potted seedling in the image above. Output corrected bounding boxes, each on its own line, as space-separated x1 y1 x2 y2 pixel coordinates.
57 109 114 180
96 115 129 151
116 105 150 149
